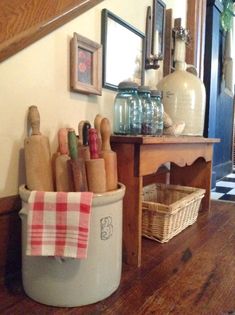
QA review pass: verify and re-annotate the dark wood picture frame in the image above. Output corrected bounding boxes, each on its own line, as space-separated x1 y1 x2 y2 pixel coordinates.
152 0 166 58
70 32 102 95
101 9 145 90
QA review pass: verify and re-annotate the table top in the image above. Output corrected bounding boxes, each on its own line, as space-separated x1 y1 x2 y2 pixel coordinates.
110 135 220 145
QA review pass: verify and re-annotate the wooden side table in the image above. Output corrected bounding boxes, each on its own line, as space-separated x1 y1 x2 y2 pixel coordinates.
111 135 220 267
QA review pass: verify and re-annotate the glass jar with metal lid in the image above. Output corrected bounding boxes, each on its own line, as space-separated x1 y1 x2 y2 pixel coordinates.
138 85 154 135
151 90 164 136
113 81 142 135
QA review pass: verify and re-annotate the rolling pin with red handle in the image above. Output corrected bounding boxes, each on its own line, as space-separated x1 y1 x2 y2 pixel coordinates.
68 129 88 192
100 118 118 191
85 128 106 193
24 105 54 191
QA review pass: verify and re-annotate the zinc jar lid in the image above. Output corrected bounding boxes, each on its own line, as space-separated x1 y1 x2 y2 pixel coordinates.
118 81 139 90
151 90 163 97
138 85 151 93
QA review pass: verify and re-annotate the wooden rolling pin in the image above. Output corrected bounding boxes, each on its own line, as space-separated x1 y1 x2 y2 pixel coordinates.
55 128 73 192
85 128 106 193
68 129 88 192
78 120 85 147
94 114 103 155
78 121 91 161
24 106 54 191
100 118 118 191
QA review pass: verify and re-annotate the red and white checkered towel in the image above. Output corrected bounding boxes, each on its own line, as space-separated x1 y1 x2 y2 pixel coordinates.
26 191 93 259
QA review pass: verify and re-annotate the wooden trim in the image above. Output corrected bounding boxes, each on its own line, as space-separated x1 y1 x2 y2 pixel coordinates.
0 195 21 216
111 135 220 145
0 0 104 63
186 0 206 79
0 195 22 284
163 9 173 77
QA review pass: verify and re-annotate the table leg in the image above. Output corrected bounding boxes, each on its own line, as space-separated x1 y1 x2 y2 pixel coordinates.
170 158 212 211
111 143 142 267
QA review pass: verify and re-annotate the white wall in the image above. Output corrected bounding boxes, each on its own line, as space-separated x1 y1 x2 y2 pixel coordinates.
166 0 187 27
0 0 186 197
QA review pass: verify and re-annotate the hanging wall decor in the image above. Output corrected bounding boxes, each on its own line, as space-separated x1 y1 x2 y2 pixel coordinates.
101 9 145 90
145 0 166 70
70 33 102 95
152 0 166 58
145 6 160 69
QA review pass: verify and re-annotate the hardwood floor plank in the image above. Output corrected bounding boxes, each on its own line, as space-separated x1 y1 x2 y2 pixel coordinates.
1 201 235 314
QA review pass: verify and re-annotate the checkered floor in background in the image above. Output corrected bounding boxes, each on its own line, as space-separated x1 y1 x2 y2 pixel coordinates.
211 169 235 201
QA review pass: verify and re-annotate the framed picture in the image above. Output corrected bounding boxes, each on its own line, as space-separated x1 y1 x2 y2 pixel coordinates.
70 33 102 95
152 0 166 58
101 9 145 90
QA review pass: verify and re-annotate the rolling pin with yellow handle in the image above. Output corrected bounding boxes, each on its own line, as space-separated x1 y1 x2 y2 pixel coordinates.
68 129 88 192
78 120 85 147
94 114 103 155
24 105 54 191
85 128 106 193
55 128 73 192
100 118 118 191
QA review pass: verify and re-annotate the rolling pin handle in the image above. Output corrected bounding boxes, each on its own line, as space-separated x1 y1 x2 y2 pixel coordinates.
28 105 41 135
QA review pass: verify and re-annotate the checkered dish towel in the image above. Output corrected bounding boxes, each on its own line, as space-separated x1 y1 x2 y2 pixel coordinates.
26 191 93 259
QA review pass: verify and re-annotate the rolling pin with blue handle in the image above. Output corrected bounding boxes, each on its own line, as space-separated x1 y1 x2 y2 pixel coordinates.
100 118 118 191
24 105 54 191
78 121 91 161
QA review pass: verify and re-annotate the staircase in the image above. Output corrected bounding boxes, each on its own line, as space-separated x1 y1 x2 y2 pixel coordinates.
0 0 103 63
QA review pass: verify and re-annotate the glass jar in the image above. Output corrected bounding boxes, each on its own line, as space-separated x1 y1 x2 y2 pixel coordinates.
151 90 164 136
138 86 154 135
113 81 142 135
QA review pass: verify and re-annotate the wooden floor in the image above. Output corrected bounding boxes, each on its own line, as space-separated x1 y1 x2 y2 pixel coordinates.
1 200 235 315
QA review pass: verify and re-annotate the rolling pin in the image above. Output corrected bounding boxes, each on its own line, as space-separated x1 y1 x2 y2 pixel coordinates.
55 128 73 192
78 120 85 147
100 118 118 191
68 129 88 192
24 105 54 191
85 128 106 193
78 121 91 161
94 114 103 155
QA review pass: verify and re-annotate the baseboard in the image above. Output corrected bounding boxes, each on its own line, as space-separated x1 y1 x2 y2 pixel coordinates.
0 195 21 284
213 160 233 181
211 171 217 189
0 195 21 215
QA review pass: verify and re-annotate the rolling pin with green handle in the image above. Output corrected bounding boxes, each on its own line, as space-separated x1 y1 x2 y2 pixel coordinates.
100 118 118 191
55 128 73 192
68 129 88 192
85 128 106 193
24 105 54 191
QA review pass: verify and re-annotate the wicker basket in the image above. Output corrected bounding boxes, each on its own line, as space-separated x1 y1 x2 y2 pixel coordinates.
142 183 205 243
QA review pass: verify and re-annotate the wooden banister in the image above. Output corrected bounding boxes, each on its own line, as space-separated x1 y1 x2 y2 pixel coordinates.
0 0 104 63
